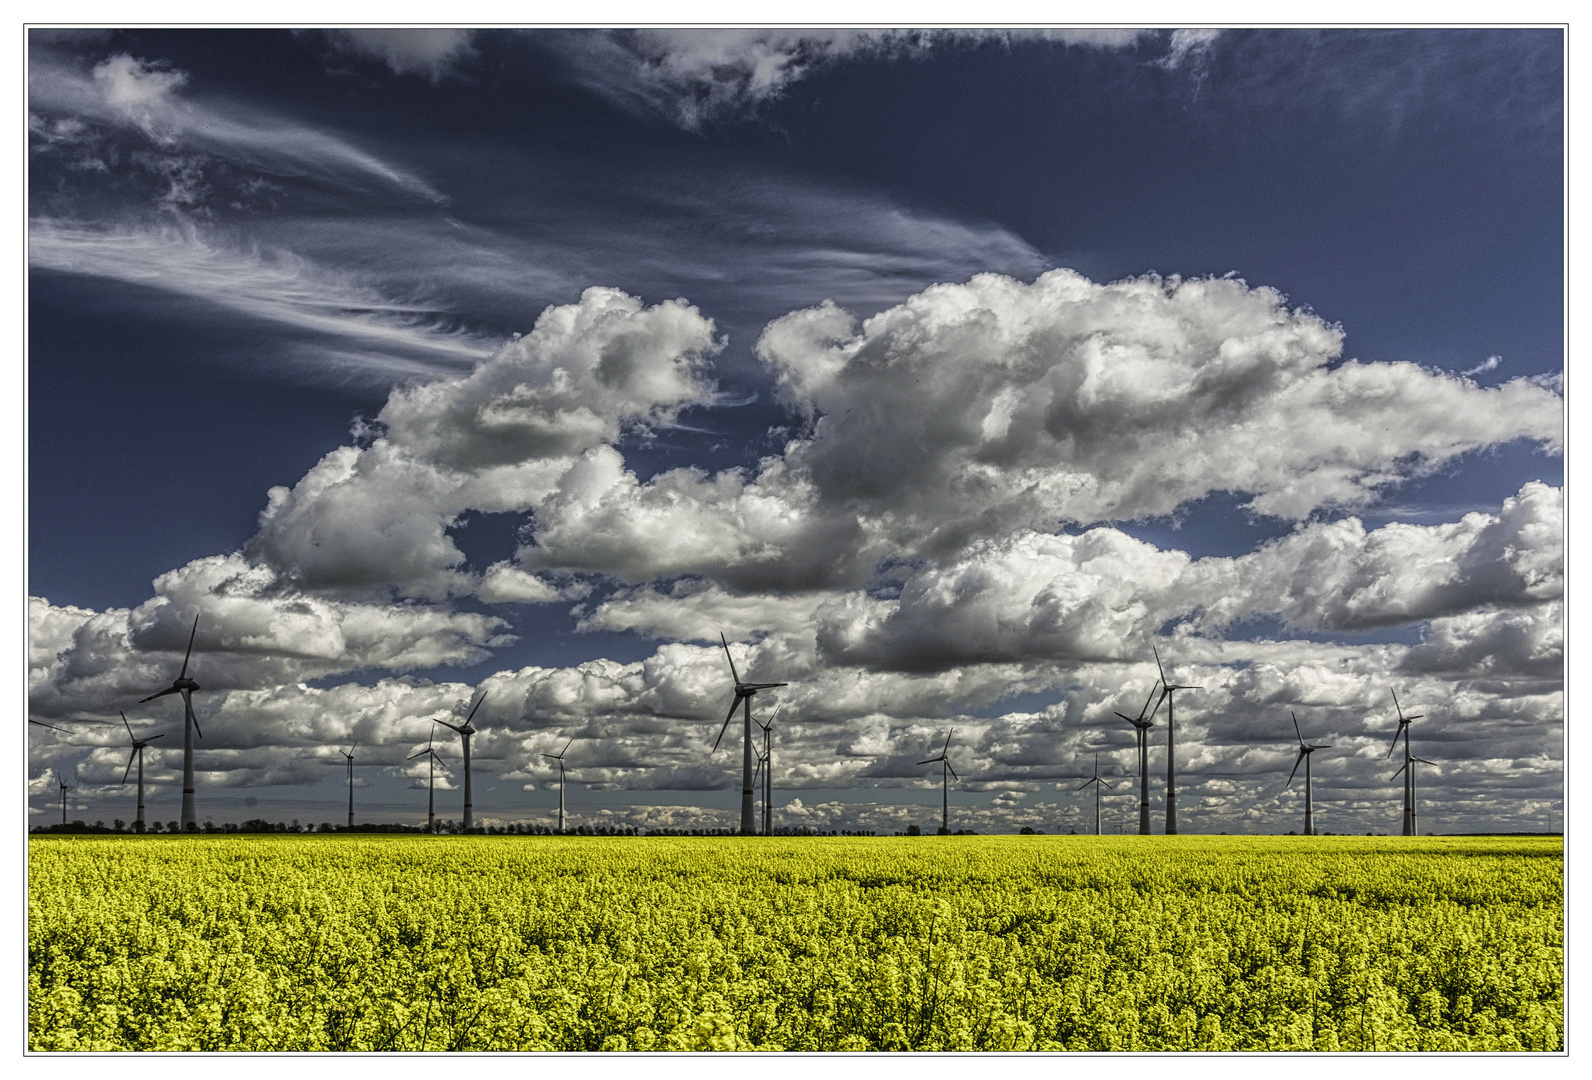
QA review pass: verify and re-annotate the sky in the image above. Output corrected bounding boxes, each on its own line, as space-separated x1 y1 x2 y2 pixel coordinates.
25 25 1564 835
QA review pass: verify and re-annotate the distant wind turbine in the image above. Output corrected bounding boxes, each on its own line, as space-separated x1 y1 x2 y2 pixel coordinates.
712 633 787 836
1387 691 1434 836
1285 713 1331 836
541 738 573 834
59 779 70 825
119 711 165 832
1115 681 1160 835
339 741 358 828
434 692 487 831
407 728 447 832
1077 753 1114 835
917 731 959 835
138 615 204 830
751 701 783 836
1152 646 1201 836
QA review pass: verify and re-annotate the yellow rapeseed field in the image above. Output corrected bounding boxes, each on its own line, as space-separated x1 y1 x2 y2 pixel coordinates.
28 835 1562 1051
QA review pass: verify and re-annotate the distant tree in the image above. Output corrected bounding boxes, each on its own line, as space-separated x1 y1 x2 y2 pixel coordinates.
1019 826 1039 835
113 819 126 832
906 825 921 836
169 821 180 833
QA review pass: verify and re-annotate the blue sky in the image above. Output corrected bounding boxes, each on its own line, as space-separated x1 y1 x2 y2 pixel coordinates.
27 27 1563 834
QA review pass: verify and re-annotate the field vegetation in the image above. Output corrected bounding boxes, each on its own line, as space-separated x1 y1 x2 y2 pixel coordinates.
28 835 1562 1051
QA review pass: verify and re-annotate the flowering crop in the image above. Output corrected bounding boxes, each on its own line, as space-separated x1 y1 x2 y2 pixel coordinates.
29 835 1561 1051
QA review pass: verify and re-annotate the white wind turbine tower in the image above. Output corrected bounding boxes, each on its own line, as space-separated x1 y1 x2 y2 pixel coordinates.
1385 690 1429 836
1152 646 1201 836
407 728 448 832
339 741 358 828
917 731 959 835
119 711 165 832
751 701 783 835
1284 713 1332 836
138 615 205 830
1077 753 1114 835
711 633 787 835
434 692 487 830
1115 681 1160 835
541 738 573 834
1387 691 1436 837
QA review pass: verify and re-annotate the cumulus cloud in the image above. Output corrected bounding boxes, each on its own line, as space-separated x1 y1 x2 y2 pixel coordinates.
246 288 721 596
1205 481 1562 631
28 555 510 719
760 271 1561 539
539 28 1146 130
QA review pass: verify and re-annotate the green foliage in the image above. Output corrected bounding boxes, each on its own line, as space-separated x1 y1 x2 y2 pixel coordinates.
28 836 1562 1051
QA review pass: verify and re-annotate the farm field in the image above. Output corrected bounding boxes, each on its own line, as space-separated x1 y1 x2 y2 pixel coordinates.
29 835 1562 1052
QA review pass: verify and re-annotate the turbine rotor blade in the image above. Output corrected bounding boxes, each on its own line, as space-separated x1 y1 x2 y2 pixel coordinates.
720 632 742 686
711 700 739 753
1386 726 1402 758
1391 761 1409 780
408 749 430 760
183 691 202 739
122 711 135 740
942 731 953 755
1413 757 1437 766
122 749 136 785
465 692 488 723
140 686 180 703
29 719 65 732
946 762 958 781
1138 682 1159 720
178 614 199 680
1286 750 1304 788
1152 645 1169 686
146 733 165 741
561 738 573 756
1291 712 1304 746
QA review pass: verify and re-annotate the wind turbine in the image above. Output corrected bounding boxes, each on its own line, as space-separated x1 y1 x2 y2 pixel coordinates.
1387 691 1434 836
1285 713 1331 836
916 731 959 835
339 741 358 828
541 738 573 834
1115 681 1160 835
434 692 487 831
712 633 787 836
751 701 784 836
1152 646 1201 835
138 615 204 830
407 728 448 832
1077 753 1114 835
119 711 165 832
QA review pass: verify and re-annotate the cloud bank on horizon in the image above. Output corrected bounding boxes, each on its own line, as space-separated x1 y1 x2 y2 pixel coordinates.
28 28 1563 834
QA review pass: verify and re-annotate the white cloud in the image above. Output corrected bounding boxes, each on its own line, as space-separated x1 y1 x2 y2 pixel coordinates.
759 270 1560 538
28 554 510 719
28 219 495 380
1204 481 1562 632
540 28 1147 131
246 288 721 596
325 29 477 82
30 51 446 202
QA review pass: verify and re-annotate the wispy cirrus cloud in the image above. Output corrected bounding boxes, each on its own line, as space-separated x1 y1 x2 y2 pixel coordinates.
29 218 495 380
29 50 446 203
